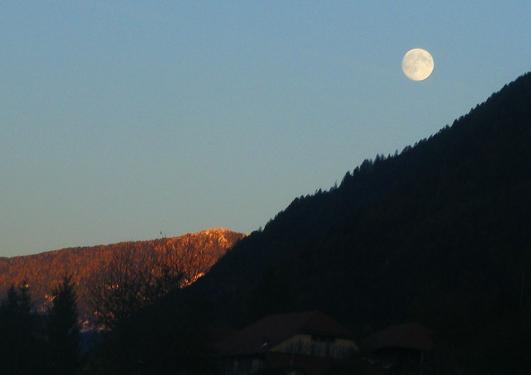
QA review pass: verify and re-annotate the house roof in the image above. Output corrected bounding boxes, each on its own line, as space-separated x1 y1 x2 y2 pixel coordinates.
216 311 352 356
362 322 433 352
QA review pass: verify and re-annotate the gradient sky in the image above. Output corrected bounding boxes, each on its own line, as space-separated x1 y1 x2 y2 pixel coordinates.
1 1 530 256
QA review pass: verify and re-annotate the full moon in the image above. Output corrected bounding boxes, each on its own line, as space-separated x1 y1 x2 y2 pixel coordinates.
402 48 434 81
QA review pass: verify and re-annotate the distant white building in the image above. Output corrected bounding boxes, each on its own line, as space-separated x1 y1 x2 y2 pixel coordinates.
216 311 358 375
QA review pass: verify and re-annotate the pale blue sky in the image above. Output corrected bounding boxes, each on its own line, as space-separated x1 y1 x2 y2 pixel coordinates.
1 1 530 256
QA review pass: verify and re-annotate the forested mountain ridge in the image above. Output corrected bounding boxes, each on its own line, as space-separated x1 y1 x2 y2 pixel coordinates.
184 72 531 333
85 73 531 374
0 228 244 318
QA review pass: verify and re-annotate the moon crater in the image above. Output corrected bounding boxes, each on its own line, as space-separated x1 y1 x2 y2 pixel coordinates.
402 48 434 81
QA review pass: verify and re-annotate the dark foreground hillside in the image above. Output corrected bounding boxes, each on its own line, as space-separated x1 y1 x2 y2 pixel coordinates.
104 72 531 374
191 72 531 332
0 228 244 318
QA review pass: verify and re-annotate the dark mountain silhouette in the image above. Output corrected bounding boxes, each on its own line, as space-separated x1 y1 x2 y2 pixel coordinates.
0 228 244 319
88 73 531 374
186 72 529 371
187 73 531 331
